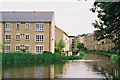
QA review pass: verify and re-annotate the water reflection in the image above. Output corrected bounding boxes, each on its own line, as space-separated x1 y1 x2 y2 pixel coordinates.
2 54 120 80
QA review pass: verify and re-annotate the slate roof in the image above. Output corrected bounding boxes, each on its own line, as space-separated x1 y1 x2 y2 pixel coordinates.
0 11 54 22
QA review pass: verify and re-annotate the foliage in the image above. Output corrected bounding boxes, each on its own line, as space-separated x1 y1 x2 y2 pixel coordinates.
72 49 78 53
43 51 52 54
55 46 61 54
0 41 6 53
2 53 66 64
55 40 57 48
111 55 119 64
58 39 66 50
77 42 84 50
2 52 85 64
78 34 88 37
20 49 26 52
79 51 86 58
90 2 120 54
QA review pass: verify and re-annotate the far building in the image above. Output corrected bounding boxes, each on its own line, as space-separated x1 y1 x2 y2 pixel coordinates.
55 26 69 51
84 32 114 51
69 36 75 50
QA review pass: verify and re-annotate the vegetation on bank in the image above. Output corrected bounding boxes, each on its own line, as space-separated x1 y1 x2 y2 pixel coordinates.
84 50 120 65
1 51 85 64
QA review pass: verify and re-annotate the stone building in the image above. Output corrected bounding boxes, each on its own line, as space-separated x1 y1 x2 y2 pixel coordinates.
0 11 55 53
55 26 69 51
84 32 114 51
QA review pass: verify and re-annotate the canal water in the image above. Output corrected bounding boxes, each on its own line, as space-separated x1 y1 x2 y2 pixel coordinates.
2 54 120 80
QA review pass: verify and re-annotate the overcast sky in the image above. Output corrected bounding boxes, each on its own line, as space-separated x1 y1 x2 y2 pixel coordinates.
0 0 98 36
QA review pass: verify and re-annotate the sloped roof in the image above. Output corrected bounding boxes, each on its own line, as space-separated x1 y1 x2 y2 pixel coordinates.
0 11 54 22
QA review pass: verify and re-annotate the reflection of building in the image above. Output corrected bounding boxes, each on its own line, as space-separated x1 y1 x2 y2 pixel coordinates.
0 11 55 53
55 26 69 51
84 32 114 51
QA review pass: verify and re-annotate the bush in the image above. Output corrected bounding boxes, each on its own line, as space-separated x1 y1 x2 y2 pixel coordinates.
111 55 119 63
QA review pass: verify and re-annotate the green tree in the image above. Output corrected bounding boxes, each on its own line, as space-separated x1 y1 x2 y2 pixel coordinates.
90 2 120 54
0 41 6 53
77 42 84 50
55 40 57 48
58 39 66 50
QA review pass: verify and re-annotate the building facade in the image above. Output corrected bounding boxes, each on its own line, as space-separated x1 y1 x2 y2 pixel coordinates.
69 36 75 50
0 11 55 53
55 26 69 51
84 33 114 51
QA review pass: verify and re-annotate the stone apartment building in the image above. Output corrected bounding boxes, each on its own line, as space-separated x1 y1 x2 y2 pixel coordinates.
0 11 55 53
84 32 114 51
69 36 85 50
55 26 69 51
69 36 75 50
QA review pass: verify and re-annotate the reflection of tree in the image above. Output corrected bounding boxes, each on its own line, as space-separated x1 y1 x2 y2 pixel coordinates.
85 54 119 80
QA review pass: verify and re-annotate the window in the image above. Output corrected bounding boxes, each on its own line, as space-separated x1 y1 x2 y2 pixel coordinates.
25 46 29 51
16 45 20 51
25 34 29 40
16 34 20 40
25 24 29 29
36 24 43 31
5 24 11 31
5 46 10 53
36 34 43 42
16 24 20 29
5 35 11 42
36 46 43 53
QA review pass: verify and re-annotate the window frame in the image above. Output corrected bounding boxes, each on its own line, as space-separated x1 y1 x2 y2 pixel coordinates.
35 45 43 54
5 34 11 42
25 23 30 29
36 24 44 31
25 45 29 51
16 45 20 51
5 46 10 53
16 34 20 40
35 34 44 42
25 34 30 40
16 23 20 29
5 24 11 31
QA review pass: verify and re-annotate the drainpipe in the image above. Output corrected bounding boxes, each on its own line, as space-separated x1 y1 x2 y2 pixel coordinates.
49 22 51 52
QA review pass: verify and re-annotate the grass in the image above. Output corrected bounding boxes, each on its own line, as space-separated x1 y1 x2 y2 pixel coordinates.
1 51 85 64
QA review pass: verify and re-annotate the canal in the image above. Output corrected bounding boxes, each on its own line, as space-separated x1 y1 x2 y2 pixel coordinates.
2 53 120 80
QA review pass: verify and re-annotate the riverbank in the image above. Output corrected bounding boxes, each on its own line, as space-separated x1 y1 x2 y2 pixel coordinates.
83 50 120 65
1 51 85 64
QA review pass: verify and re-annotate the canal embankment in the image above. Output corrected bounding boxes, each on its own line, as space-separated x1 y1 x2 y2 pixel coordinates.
1 51 85 64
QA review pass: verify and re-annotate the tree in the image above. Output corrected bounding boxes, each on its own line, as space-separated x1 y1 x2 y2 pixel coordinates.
58 39 66 50
90 2 120 54
55 40 57 48
0 41 5 53
77 42 84 50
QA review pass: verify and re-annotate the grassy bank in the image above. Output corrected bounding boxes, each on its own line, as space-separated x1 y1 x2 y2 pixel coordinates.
84 50 120 65
1 51 85 64
84 50 118 57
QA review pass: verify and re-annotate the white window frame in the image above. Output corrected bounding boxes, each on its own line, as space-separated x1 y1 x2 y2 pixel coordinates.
16 34 20 40
25 23 30 29
5 46 10 53
35 34 43 42
5 24 11 31
36 24 44 31
5 34 11 42
16 24 20 29
25 34 30 40
16 45 20 51
35 45 43 54
25 45 29 51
